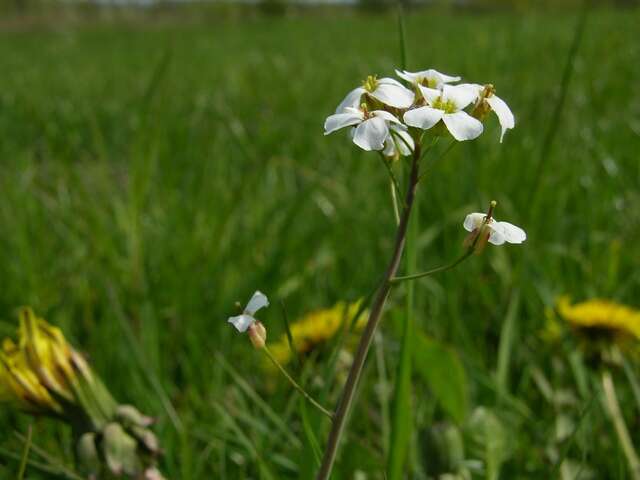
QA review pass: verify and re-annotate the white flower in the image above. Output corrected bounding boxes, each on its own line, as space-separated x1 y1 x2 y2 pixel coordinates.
463 212 526 245
395 68 461 89
335 76 415 112
383 124 414 157
403 84 483 141
228 291 269 333
461 83 514 142
324 106 402 151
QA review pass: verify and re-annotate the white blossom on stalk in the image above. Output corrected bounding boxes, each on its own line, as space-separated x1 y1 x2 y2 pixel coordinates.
324 105 402 151
463 212 526 246
403 84 483 141
228 291 269 333
462 83 514 142
335 76 415 112
395 68 461 89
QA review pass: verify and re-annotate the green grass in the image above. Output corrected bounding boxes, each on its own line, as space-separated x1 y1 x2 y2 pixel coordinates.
1 6 640 478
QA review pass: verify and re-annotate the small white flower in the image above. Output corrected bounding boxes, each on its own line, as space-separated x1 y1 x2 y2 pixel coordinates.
324 106 402 151
463 212 526 245
395 68 461 89
383 124 414 158
335 76 415 112
461 83 514 142
403 84 483 141
228 291 269 333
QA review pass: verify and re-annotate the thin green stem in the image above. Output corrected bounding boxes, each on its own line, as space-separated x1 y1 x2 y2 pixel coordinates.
390 250 473 283
527 3 588 209
419 138 454 182
316 144 422 480
601 369 640 480
17 424 33 480
379 154 403 223
263 345 334 420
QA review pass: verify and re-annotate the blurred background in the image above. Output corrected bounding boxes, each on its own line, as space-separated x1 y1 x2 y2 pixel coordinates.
0 0 639 478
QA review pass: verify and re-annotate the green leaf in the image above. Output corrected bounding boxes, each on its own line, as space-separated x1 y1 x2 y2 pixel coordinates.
413 334 468 424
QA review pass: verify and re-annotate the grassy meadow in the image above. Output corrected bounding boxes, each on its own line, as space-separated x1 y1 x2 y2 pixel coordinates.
1 5 640 479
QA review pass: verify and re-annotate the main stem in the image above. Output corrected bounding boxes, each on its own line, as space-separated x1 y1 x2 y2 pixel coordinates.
316 147 421 480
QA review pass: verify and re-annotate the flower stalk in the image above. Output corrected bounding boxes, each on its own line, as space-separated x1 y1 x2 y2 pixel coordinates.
316 143 422 480
262 345 334 420
601 369 640 480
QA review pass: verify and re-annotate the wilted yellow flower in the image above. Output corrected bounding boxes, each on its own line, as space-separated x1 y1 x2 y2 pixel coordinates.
558 296 640 343
0 309 73 415
269 300 367 367
1 307 165 479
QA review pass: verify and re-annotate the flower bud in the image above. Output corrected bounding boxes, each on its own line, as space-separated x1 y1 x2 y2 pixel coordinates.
248 322 267 350
471 84 495 121
77 432 101 477
103 423 142 476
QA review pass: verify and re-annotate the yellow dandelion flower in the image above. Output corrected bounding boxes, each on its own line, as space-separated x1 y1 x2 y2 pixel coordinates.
269 300 368 367
557 296 640 343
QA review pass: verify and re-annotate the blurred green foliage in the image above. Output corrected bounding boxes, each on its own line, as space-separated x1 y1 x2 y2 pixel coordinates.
0 5 639 479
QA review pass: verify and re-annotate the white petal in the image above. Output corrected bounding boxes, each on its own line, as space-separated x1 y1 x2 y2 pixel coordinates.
390 126 414 155
495 221 526 244
383 137 395 156
324 110 364 135
486 95 515 143
403 106 444 130
417 85 442 105
394 69 416 84
463 213 486 232
353 117 388 151
370 82 415 109
442 84 477 110
429 69 461 84
457 83 483 99
442 111 484 141
372 110 402 124
245 291 270 315
378 77 406 88
228 314 255 333
487 225 506 246
335 87 366 113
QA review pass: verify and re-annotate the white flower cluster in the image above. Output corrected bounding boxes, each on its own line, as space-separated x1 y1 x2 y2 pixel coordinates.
324 69 514 153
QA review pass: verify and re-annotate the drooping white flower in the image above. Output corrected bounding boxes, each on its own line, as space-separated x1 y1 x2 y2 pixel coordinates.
463 212 526 245
395 68 461 89
324 105 402 151
228 291 269 333
335 76 415 112
461 83 514 142
383 124 414 158
403 84 483 141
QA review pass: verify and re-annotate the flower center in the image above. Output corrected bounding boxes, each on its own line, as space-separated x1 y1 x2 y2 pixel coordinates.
363 75 378 93
432 96 457 114
419 77 438 88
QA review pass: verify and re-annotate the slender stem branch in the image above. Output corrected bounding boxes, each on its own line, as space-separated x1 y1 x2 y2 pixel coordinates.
262 346 334 420
316 145 422 480
18 424 33 480
601 369 640 480
390 250 473 283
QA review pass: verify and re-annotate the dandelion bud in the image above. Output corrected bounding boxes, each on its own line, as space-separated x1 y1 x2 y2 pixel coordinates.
77 432 101 477
103 423 142 476
116 404 155 428
249 321 267 350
